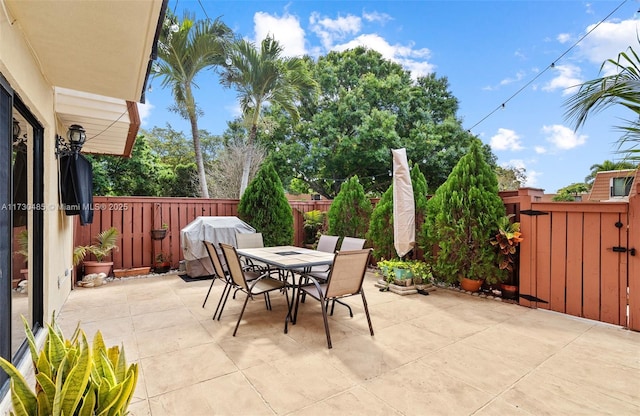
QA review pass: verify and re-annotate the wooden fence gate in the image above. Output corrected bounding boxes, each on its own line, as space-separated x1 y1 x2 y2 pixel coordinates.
518 190 640 331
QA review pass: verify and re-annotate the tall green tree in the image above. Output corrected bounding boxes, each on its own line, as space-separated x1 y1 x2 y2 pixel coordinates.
552 183 590 201
238 162 293 246
423 140 506 284
262 47 494 198
565 44 640 162
584 159 637 185
327 176 372 240
154 11 233 197
90 135 172 196
495 165 527 191
220 35 318 196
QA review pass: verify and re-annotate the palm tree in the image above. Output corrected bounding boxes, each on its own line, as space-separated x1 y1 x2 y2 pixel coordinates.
565 44 640 163
584 159 637 185
220 35 318 196
154 12 232 197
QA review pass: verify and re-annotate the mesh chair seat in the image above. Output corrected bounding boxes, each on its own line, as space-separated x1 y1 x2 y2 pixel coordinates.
220 243 290 336
294 248 374 349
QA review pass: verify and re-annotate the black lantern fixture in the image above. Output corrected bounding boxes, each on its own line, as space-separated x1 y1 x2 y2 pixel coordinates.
56 124 86 158
12 118 21 142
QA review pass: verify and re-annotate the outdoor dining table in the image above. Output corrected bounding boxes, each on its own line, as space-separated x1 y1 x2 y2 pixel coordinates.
235 245 335 332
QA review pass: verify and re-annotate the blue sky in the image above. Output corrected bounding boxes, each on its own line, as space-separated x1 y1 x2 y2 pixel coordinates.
141 0 640 193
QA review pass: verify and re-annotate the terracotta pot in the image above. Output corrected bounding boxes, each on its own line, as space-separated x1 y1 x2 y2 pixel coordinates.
500 283 518 299
459 276 483 292
83 261 113 276
154 262 171 273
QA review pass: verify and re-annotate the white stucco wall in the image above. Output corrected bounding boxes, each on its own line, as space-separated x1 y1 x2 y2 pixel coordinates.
0 4 75 330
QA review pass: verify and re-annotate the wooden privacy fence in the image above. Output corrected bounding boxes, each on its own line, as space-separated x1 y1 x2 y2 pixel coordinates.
518 187 639 331
74 196 334 273
75 189 639 331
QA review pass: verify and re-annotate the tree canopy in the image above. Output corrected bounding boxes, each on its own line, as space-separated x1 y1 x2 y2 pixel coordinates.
261 47 495 198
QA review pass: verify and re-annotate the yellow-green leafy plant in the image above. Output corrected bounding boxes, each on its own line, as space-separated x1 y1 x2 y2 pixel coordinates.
302 210 325 245
0 315 138 416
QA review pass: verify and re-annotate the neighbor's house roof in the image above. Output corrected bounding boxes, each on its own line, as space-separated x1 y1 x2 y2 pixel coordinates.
5 0 167 156
587 169 639 202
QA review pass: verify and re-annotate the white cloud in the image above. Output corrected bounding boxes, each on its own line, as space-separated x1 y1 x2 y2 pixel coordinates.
499 70 526 86
525 169 541 187
253 12 307 56
578 19 639 74
557 33 571 44
490 128 524 151
362 11 392 24
534 146 547 154
333 34 434 77
542 64 582 95
542 124 587 150
308 11 434 77
309 12 361 50
137 100 154 127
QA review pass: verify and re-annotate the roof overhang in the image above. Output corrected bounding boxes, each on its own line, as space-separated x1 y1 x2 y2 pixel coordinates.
6 0 166 156
55 88 140 157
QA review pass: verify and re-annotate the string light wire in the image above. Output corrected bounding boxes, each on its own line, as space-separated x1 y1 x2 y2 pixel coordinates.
467 0 629 133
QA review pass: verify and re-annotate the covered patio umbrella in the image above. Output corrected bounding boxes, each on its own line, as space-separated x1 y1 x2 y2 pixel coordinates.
392 148 415 258
59 153 94 225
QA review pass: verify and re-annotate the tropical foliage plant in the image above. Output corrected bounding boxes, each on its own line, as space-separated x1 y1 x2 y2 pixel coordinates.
302 210 325 245
490 214 523 282
423 140 506 284
327 176 372 240
0 315 137 416
220 35 318 196
154 11 233 197
73 227 119 265
564 43 640 162
238 162 294 246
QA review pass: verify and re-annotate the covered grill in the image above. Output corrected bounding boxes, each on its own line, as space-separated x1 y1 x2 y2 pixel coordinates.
180 216 255 277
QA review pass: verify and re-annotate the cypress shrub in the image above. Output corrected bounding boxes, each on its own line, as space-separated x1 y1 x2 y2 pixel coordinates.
367 163 429 261
328 175 372 240
423 140 505 284
367 185 394 260
238 162 294 246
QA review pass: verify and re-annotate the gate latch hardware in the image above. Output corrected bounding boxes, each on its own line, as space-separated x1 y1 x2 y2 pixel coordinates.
612 246 636 256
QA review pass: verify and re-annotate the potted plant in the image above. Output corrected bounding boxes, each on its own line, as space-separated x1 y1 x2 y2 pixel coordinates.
491 214 523 299
422 141 506 292
154 252 172 273
303 210 325 248
0 315 138 416
151 222 169 240
376 258 432 287
73 227 119 276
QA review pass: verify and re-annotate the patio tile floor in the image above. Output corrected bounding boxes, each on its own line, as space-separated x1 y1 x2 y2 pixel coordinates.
56 272 640 415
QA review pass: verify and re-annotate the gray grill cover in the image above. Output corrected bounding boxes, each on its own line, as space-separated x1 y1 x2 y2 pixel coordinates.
180 216 255 277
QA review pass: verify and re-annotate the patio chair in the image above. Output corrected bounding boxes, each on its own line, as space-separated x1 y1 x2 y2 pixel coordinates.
309 235 367 316
305 234 339 276
219 243 290 336
235 232 268 272
202 241 231 318
293 248 374 349
338 236 366 251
